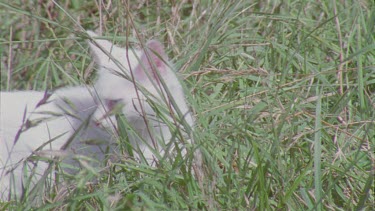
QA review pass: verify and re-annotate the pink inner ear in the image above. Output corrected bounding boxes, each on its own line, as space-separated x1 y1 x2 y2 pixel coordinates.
147 40 166 60
133 40 168 82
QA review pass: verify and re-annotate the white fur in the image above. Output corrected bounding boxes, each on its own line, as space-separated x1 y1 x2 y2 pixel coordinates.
0 87 114 200
0 31 200 201
87 31 195 164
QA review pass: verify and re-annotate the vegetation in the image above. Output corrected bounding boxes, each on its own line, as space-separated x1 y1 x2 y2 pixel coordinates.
1 0 374 210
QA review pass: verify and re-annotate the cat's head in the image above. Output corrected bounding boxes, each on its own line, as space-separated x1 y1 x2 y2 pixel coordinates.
87 31 173 85
87 31 185 131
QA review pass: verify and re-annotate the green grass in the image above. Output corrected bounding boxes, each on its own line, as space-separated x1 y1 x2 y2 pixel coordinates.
1 0 374 210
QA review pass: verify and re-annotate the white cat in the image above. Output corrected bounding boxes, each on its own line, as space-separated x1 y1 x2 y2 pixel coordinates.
87 31 196 165
0 31 201 201
0 86 114 201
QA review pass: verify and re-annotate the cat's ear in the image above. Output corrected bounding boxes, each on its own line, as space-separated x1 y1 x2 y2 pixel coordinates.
87 31 117 66
134 40 169 82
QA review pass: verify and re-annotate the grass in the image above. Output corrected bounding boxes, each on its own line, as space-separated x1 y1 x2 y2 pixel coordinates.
1 0 374 210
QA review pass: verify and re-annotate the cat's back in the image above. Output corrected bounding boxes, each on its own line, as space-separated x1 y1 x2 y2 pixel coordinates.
0 91 46 130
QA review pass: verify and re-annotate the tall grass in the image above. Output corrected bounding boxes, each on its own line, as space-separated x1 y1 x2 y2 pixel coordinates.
1 0 374 210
